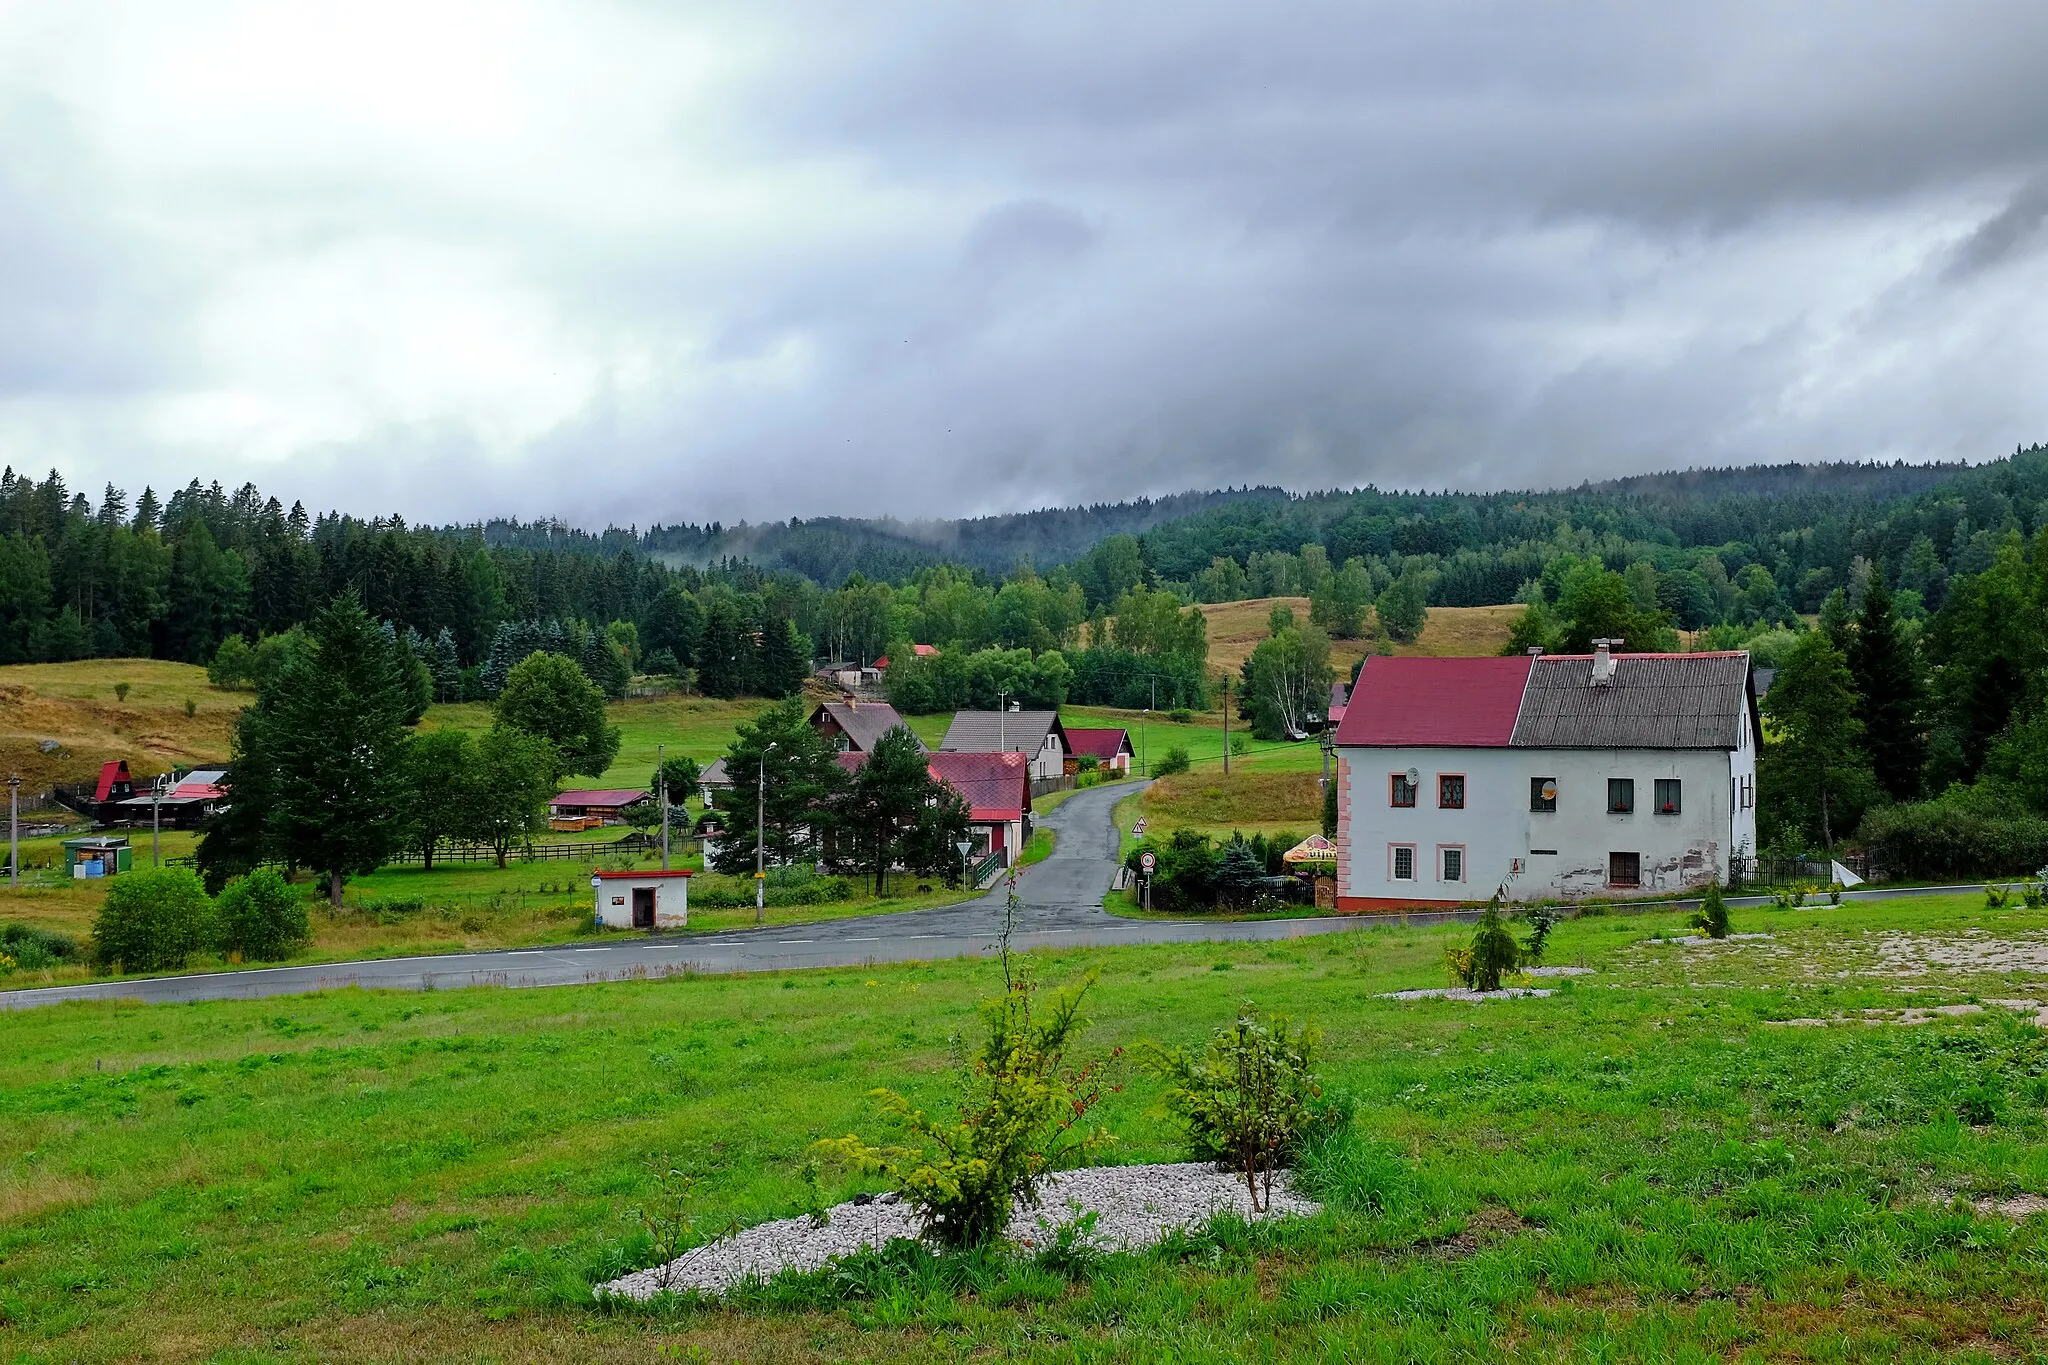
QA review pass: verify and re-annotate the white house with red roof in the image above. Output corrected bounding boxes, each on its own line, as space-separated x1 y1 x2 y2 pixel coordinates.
1333 644 1759 909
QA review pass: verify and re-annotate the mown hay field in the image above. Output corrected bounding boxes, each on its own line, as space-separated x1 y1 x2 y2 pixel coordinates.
11 896 2048 1360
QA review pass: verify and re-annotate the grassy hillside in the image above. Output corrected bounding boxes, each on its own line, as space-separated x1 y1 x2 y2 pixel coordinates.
0 660 239 791
1199 599 1518 679
6 895 2048 1360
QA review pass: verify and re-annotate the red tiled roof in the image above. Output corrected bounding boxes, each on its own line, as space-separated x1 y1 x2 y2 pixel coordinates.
872 644 938 669
829 750 1030 821
927 751 1031 821
550 788 650 808
1064 728 1132 760
1332 655 1534 747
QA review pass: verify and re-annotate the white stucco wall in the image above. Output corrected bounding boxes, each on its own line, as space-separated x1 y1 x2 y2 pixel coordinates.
1339 733 1753 904
593 875 690 928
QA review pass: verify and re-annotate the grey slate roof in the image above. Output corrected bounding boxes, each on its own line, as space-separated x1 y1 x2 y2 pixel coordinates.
940 710 1066 755
811 701 924 753
1509 653 1753 749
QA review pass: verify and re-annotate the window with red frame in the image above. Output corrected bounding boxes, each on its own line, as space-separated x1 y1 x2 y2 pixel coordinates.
1390 773 1416 807
1438 774 1465 809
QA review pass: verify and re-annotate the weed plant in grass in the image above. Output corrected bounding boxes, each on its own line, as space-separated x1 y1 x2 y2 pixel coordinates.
9 897 2048 1359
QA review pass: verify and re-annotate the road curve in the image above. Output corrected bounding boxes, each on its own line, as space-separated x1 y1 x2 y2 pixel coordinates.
0 782 1994 1011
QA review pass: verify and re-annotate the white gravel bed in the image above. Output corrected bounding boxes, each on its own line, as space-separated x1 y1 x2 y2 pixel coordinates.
1380 986 1553 1001
1655 932 1775 947
596 1161 1320 1300
1522 966 1594 977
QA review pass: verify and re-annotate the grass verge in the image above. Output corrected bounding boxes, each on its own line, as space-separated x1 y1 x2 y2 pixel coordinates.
10 895 2048 1359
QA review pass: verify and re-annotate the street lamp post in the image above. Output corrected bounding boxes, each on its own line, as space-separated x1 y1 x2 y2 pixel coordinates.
657 742 670 871
7 772 18 889
151 772 167 868
997 689 1009 753
755 741 777 924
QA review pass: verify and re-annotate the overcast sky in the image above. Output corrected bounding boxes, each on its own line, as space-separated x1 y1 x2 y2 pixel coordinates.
2 2 2044 527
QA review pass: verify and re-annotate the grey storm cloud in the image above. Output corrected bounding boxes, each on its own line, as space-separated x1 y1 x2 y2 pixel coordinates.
0 0 2044 526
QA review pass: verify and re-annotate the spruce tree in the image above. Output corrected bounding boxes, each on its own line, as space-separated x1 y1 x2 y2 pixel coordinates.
249 594 415 907
698 601 747 699
430 627 462 701
1847 577 1925 802
757 616 809 698
1692 880 1730 939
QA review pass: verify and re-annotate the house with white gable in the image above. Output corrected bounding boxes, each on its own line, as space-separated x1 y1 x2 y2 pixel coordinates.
1332 643 1759 908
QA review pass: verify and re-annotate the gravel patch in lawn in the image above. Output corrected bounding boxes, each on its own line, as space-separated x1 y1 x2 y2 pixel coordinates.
1381 987 1554 1002
1522 966 1594 977
596 1161 1320 1300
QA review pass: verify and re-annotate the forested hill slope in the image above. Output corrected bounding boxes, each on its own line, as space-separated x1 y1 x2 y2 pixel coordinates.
476 458 1979 584
477 486 1290 582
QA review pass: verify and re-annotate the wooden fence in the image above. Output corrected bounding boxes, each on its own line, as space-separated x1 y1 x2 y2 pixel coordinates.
384 832 696 866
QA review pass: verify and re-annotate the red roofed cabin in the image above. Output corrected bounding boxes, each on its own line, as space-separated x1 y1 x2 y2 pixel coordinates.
1332 647 1759 910
1064 728 1134 774
112 768 229 829
95 761 136 804
833 748 1034 874
549 788 651 831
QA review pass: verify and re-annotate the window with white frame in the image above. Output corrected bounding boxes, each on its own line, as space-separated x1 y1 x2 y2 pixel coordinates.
1391 845 1416 880
1439 846 1464 882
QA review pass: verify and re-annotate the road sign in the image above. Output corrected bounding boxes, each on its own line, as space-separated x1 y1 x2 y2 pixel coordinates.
1140 851 1156 873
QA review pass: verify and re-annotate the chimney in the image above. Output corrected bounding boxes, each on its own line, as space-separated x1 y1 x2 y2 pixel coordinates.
1591 638 1622 686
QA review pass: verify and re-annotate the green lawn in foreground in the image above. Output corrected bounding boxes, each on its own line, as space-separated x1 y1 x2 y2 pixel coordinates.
10 894 2048 1360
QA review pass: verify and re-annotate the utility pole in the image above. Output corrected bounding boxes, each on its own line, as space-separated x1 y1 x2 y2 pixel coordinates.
657 742 669 872
7 772 18 889
997 689 1010 753
755 741 777 924
1139 676 1157 776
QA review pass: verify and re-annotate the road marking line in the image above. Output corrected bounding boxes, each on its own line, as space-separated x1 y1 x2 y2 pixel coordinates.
845 936 879 942
908 934 942 939
777 939 814 944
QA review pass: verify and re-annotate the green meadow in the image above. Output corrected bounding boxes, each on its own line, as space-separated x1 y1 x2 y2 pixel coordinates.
9 894 2048 1360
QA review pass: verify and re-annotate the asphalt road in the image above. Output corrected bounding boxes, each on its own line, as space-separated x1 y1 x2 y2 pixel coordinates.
0 782 1995 1011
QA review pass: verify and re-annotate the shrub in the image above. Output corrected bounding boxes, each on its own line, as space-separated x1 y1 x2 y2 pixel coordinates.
1143 1005 1332 1210
1692 881 1730 939
1521 904 1561 961
1125 829 1217 912
1154 746 1192 777
1463 899 1522 992
1443 943 1474 986
1213 836 1267 909
815 972 1118 1248
90 867 215 973
1167 707 1195 725
1859 798 2048 881
1076 755 1098 774
114 682 130 702
1986 883 2012 909
215 867 312 961
0 922 81 971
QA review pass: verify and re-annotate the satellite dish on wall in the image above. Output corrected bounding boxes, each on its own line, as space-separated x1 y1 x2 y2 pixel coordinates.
1405 767 1421 786
1541 781 1558 802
